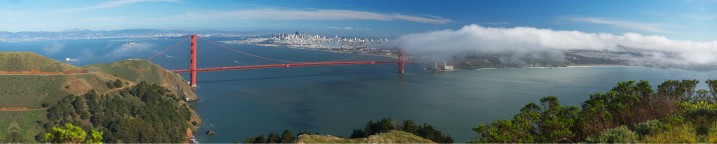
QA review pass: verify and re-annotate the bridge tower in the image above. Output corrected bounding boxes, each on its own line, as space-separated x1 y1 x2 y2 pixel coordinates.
398 48 405 74
190 34 197 87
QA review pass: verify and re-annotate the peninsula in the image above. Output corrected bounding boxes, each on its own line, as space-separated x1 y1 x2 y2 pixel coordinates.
0 52 200 143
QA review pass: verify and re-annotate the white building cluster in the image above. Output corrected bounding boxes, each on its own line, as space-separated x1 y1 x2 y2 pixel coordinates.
270 32 389 50
222 32 396 56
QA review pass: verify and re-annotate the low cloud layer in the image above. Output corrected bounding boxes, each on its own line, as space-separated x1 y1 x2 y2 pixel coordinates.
104 42 153 59
398 24 717 68
42 42 64 54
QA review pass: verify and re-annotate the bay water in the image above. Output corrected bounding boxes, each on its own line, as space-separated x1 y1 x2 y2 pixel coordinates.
3 39 717 142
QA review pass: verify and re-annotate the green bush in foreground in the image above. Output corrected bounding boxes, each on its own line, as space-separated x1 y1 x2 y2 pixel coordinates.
44 123 102 144
635 120 671 137
585 126 638 143
243 118 452 143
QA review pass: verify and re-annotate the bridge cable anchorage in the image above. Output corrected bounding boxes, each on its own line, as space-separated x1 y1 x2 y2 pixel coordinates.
199 37 298 63
147 36 190 60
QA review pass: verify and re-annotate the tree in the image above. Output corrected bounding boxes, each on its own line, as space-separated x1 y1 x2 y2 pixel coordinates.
679 80 698 101
280 129 295 143
472 80 693 143
44 123 87 143
401 120 418 134
267 133 280 143
72 96 90 119
538 96 579 142
706 79 717 101
86 130 103 144
113 79 123 88
634 120 669 137
578 97 612 138
106 81 115 89
585 126 638 143
43 82 191 143
254 135 267 143
473 96 578 143
473 120 531 142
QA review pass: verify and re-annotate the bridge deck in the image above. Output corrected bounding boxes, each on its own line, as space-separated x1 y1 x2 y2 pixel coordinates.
170 61 398 73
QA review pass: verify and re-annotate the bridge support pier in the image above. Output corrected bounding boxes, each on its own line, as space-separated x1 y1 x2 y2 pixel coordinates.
190 34 197 87
398 48 405 74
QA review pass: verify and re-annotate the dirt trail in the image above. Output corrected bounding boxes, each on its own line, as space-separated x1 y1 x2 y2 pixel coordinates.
102 82 136 95
0 69 89 75
0 107 48 112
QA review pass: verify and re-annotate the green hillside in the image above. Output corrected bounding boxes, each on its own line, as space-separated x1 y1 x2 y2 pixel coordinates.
87 59 198 100
296 130 435 143
0 52 81 72
88 60 163 85
0 52 200 143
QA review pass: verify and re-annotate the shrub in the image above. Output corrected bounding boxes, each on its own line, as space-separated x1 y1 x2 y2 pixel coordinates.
635 120 670 137
586 125 638 143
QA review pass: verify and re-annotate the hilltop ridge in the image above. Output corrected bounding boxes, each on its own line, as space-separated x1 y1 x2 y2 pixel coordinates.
0 52 83 73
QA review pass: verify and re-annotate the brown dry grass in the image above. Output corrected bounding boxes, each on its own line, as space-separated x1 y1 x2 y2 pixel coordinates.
63 76 91 95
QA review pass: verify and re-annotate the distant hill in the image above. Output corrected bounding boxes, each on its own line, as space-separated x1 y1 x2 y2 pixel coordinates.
0 52 199 142
296 130 434 143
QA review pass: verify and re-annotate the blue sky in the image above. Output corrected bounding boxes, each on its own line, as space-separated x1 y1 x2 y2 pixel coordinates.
1 0 716 40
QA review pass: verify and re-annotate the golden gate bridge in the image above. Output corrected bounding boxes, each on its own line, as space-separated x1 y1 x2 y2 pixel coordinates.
148 34 405 87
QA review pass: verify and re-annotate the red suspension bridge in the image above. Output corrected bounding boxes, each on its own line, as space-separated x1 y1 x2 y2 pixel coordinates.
148 34 405 87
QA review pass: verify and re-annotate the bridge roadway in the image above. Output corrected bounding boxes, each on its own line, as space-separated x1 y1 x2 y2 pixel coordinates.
170 61 398 73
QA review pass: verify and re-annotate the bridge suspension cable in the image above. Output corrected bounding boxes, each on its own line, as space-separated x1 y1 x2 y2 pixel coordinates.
147 36 190 60
329 53 371 62
200 37 299 63
147 35 405 87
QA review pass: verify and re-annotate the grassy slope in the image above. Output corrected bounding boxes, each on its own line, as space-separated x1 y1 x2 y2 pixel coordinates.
296 130 435 143
0 52 200 142
0 52 80 72
0 52 113 108
87 59 198 100
0 111 45 143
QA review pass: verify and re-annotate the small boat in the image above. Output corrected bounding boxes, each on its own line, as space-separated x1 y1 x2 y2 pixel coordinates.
123 42 137 46
65 58 77 62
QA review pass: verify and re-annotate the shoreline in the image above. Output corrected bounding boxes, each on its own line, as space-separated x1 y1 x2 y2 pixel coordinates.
565 64 634 68
461 64 639 70
245 43 399 60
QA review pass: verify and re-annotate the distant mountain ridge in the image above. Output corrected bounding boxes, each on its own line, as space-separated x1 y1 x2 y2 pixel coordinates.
0 29 265 42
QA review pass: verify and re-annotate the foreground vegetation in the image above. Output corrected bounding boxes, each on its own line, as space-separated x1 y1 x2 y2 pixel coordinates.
473 79 717 143
296 130 434 143
38 82 193 143
244 118 451 143
0 52 200 142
